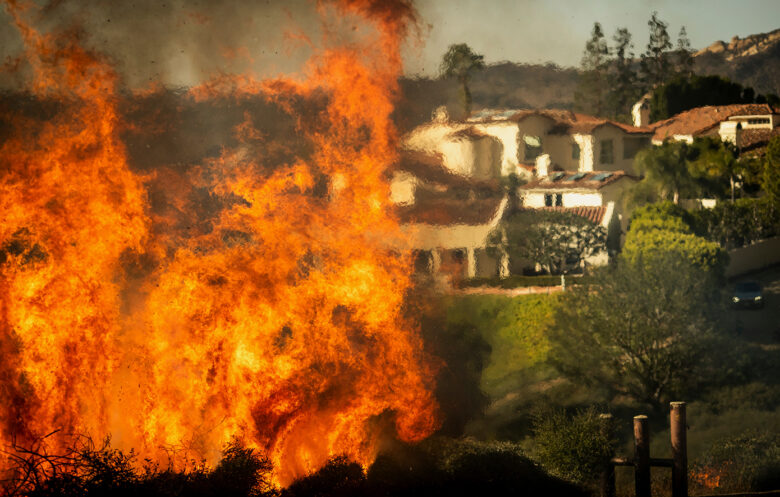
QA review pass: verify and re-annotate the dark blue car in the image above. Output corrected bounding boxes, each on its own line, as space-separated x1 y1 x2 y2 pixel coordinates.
732 281 764 309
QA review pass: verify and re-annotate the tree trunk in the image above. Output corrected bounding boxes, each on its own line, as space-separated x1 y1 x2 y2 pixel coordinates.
730 175 735 203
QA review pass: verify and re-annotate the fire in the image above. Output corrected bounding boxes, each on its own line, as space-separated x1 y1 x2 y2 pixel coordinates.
0 0 439 487
692 467 724 490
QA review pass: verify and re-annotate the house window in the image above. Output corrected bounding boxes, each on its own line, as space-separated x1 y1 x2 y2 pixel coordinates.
747 118 770 125
600 139 614 165
544 193 562 207
524 135 543 161
572 143 580 161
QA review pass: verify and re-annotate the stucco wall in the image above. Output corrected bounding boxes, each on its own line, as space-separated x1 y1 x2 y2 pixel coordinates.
474 122 521 176
400 197 508 250
545 134 580 171
573 134 595 172
725 236 780 278
592 126 644 174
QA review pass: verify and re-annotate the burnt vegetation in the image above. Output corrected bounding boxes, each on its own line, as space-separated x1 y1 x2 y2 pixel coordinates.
1 437 586 497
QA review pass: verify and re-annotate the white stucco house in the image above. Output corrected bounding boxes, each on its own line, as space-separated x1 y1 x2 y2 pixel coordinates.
648 103 780 152
388 151 509 280
518 170 639 252
403 107 654 179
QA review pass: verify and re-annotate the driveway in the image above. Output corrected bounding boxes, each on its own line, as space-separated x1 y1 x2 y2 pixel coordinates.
726 264 780 344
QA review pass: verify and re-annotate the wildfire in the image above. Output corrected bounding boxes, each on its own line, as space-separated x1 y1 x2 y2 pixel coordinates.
0 0 438 487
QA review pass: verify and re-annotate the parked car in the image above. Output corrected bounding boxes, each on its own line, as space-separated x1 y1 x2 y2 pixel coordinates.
732 281 764 309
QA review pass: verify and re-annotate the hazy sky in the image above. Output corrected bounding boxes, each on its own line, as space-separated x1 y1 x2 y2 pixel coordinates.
1 0 778 88
405 0 780 74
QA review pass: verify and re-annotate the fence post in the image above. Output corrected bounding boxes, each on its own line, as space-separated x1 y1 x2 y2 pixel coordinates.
634 415 651 497
599 414 615 497
670 402 688 497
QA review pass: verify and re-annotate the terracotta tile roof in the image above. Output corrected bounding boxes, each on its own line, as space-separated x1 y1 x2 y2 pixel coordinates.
519 170 637 191
396 195 506 226
449 126 491 139
740 127 780 151
390 150 500 191
650 104 777 142
535 205 608 224
468 108 653 135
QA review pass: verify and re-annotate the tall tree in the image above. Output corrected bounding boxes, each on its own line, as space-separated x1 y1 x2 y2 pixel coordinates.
548 251 726 410
575 22 610 116
634 140 698 204
608 27 639 121
763 136 780 207
675 26 694 77
640 12 673 89
440 43 485 118
688 136 743 201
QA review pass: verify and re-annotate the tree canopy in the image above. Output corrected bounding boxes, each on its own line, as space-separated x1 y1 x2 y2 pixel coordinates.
623 201 728 275
497 209 607 275
575 22 610 117
440 43 485 118
548 252 725 409
649 74 763 121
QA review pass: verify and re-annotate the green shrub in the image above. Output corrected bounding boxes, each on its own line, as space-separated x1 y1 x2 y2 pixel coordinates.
532 407 617 488
689 197 780 249
623 201 728 277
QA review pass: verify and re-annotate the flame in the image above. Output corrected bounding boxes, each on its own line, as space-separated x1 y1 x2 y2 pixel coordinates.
692 465 727 490
0 0 438 487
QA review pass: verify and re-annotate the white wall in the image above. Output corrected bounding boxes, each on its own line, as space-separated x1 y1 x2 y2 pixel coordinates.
726 236 780 278
573 134 595 172
474 122 521 176
592 126 646 175
389 171 416 205
562 192 603 207
400 197 508 250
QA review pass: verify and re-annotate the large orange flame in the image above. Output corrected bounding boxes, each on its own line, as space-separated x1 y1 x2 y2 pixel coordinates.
0 0 438 487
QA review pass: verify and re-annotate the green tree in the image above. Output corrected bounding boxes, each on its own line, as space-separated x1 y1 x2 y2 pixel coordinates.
640 12 673 89
499 210 607 275
575 22 610 116
634 140 697 204
688 136 743 201
649 74 755 121
548 253 724 409
607 27 640 121
440 43 485 118
763 136 780 206
674 26 694 77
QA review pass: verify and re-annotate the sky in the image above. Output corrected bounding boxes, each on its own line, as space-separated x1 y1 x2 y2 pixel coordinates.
405 0 780 74
1 0 778 88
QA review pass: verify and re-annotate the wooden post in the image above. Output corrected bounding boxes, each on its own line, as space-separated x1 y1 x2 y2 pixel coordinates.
599 414 615 497
634 415 651 497
670 402 688 497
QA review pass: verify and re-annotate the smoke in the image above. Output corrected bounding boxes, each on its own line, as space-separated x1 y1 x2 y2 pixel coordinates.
0 0 327 89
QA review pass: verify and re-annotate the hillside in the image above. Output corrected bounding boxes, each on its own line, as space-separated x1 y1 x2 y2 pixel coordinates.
694 29 780 96
397 27 780 131
396 63 578 131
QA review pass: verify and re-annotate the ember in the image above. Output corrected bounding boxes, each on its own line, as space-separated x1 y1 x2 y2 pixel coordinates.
0 0 438 487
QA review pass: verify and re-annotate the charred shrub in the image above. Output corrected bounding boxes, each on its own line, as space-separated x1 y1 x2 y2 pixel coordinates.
282 456 366 497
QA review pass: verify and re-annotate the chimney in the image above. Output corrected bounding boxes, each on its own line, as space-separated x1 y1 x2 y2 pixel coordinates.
535 153 551 177
632 100 650 128
432 106 449 123
718 121 742 148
